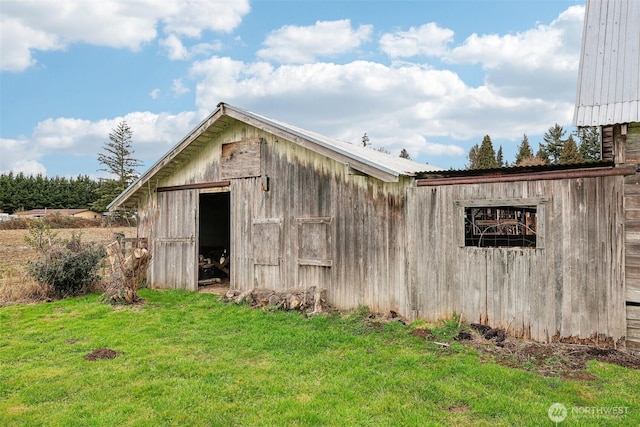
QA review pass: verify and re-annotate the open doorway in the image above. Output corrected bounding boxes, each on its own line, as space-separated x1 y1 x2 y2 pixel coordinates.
198 192 230 294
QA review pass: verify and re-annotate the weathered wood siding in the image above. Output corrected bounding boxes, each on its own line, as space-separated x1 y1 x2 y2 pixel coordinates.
628 306 640 352
148 189 198 290
135 119 412 315
227 122 412 314
131 115 630 347
407 176 626 343
624 122 640 351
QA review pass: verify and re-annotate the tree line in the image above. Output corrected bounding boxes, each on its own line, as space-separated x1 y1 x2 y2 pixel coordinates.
0 173 101 214
467 124 600 169
1 121 141 215
0 122 603 214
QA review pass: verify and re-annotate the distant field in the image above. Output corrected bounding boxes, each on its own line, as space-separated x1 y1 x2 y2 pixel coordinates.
0 226 136 279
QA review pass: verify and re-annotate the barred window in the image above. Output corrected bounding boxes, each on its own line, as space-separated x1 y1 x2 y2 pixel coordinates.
464 206 537 248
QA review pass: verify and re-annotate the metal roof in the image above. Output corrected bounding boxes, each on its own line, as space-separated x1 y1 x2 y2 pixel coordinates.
574 0 640 126
227 104 441 177
109 103 441 210
415 161 635 186
415 160 616 179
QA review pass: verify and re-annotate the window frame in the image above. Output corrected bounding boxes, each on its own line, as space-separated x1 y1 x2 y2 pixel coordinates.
455 198 547 249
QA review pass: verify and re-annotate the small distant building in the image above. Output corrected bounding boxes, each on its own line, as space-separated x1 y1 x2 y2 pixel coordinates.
15 209 102 220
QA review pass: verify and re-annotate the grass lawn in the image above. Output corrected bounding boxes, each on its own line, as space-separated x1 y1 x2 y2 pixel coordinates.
1 289 638 426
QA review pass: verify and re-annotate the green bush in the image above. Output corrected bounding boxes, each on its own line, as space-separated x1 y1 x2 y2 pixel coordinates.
26 232 106 298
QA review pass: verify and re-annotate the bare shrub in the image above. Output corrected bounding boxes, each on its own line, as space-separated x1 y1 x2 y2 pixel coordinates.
101 239 150 304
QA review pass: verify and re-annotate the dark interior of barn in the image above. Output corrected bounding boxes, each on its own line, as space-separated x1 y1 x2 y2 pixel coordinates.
198 192 230 289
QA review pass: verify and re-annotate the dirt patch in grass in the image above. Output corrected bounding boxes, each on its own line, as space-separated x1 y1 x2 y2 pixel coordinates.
448 404 471 413
465 330 640 379
367 314 640 379
410 328 432 339
84 348 123 361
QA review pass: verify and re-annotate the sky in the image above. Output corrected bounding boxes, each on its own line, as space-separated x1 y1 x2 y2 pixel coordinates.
0 0 587 179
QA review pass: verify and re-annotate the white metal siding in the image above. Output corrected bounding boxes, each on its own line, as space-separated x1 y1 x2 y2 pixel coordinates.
574 0 640 126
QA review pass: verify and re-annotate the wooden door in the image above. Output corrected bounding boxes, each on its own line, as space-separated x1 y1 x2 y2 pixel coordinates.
252 218 282 289
296 217 332 291
150 189 198 290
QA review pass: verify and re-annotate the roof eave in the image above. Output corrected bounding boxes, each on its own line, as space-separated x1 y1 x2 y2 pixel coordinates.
109 102 427 210
221 104 404 182
108 105 227 210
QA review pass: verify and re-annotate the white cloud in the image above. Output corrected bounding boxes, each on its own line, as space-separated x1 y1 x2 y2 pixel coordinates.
1 4 587 173
150 88 161 100
379 23 454 58
11 160 48 176
0 15 65 72
190 41 224 57
447 6 583 71
172 79 190 96
160 34 189 60
189 56 572 160
1 112 203 176
161 0 250 37
121 111 202 154
444 5 584 101
0 0 250 71
160 34 224 60
0 138 46 175
256 20 373 64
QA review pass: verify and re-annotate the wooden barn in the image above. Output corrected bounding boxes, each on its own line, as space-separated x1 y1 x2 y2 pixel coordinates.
108 102 441 317
110 0 639 350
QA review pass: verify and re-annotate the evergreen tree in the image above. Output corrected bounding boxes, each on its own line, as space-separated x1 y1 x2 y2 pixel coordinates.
515 134 534 165
496 146 504 167
95 121 142 212
467 144 480 169
76 175 100 208
399 148 411 160
92 179 124 213
0 173 101 214
34 174 46 207
559 135 583 164
536 144 550 165
361 133 370 147
468 136 500 169
540 123 566 164
14 173 34 210
0 172 14 212
476 135 500 169
576 127 601 161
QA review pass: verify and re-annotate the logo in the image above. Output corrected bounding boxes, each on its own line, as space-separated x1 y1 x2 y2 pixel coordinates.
548 403 568 423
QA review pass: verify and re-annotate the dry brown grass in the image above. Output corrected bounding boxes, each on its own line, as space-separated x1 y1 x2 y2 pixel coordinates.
0 226 136 306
